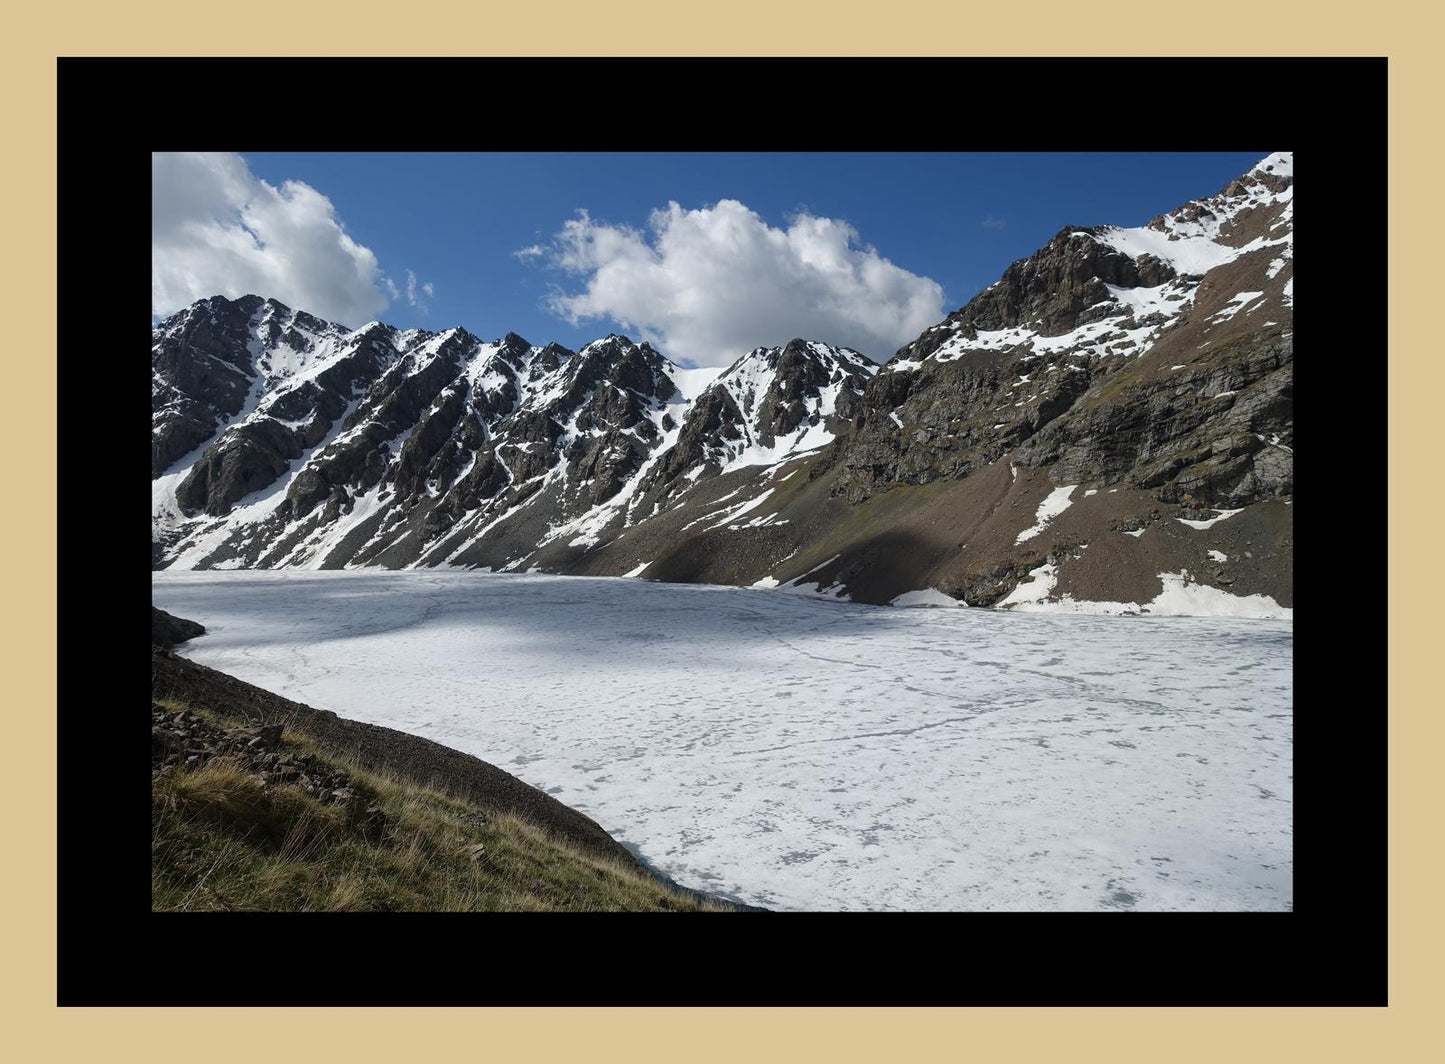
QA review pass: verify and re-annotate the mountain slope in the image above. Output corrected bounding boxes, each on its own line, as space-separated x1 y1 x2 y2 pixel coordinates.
151 153 1293 616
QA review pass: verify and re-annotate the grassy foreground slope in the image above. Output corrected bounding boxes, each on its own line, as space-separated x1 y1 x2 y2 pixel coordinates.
151 647 731 912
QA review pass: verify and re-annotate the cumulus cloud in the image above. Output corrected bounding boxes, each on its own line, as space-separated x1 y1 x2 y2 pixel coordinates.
529 200 946 366
152 152 392 326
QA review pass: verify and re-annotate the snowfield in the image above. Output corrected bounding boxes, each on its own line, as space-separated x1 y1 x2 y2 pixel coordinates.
152 570 1292 912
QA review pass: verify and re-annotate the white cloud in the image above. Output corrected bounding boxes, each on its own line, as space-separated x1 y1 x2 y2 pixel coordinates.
152 152 392 326
403 269 434 313
981 214 1007 230
531 200 945 366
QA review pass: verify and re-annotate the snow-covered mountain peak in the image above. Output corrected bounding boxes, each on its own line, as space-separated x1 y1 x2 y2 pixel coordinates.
1252 150 1292 179
649 338 879 479
716 339 875 392
885 152 1293 376
1098 150 1294 275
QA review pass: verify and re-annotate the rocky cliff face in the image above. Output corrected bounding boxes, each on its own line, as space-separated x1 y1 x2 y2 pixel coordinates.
152 153 1294 617
151 295 358 477
838 152 1293 511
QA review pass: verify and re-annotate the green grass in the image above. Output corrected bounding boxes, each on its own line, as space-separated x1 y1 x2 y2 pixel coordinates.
152 701 728 912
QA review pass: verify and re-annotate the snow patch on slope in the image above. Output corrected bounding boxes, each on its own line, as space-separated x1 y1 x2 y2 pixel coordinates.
999 563 1290 620
890 588 964 608
1015 485 1077 544
1176 508 1243 531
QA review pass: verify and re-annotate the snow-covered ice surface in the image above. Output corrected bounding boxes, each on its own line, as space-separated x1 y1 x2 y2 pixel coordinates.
152 570 1293 912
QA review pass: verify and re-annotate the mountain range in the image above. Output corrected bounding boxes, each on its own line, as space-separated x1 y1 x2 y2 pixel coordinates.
152 152 1293 616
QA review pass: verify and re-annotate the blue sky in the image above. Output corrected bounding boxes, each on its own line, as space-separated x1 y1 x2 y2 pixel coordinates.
153 151 1268 367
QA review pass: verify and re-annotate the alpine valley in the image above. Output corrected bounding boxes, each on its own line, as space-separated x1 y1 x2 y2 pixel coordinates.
152 153 1293 618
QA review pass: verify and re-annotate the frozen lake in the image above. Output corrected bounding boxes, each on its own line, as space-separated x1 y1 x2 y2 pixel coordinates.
151 570 1293 911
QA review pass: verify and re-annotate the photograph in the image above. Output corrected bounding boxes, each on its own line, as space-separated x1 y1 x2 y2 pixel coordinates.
148 147 1296 916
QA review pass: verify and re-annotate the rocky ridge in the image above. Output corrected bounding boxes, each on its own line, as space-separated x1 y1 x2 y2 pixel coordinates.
153 308 871 573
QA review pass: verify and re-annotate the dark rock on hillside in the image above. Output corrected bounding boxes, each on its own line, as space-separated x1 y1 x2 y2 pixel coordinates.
151 606 205 647
652 385 747 487
152 703 381 834
839 346 1093 503
151 294 270 475
1017 331 1293 507
175 417 301 515
953 227 1177 337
